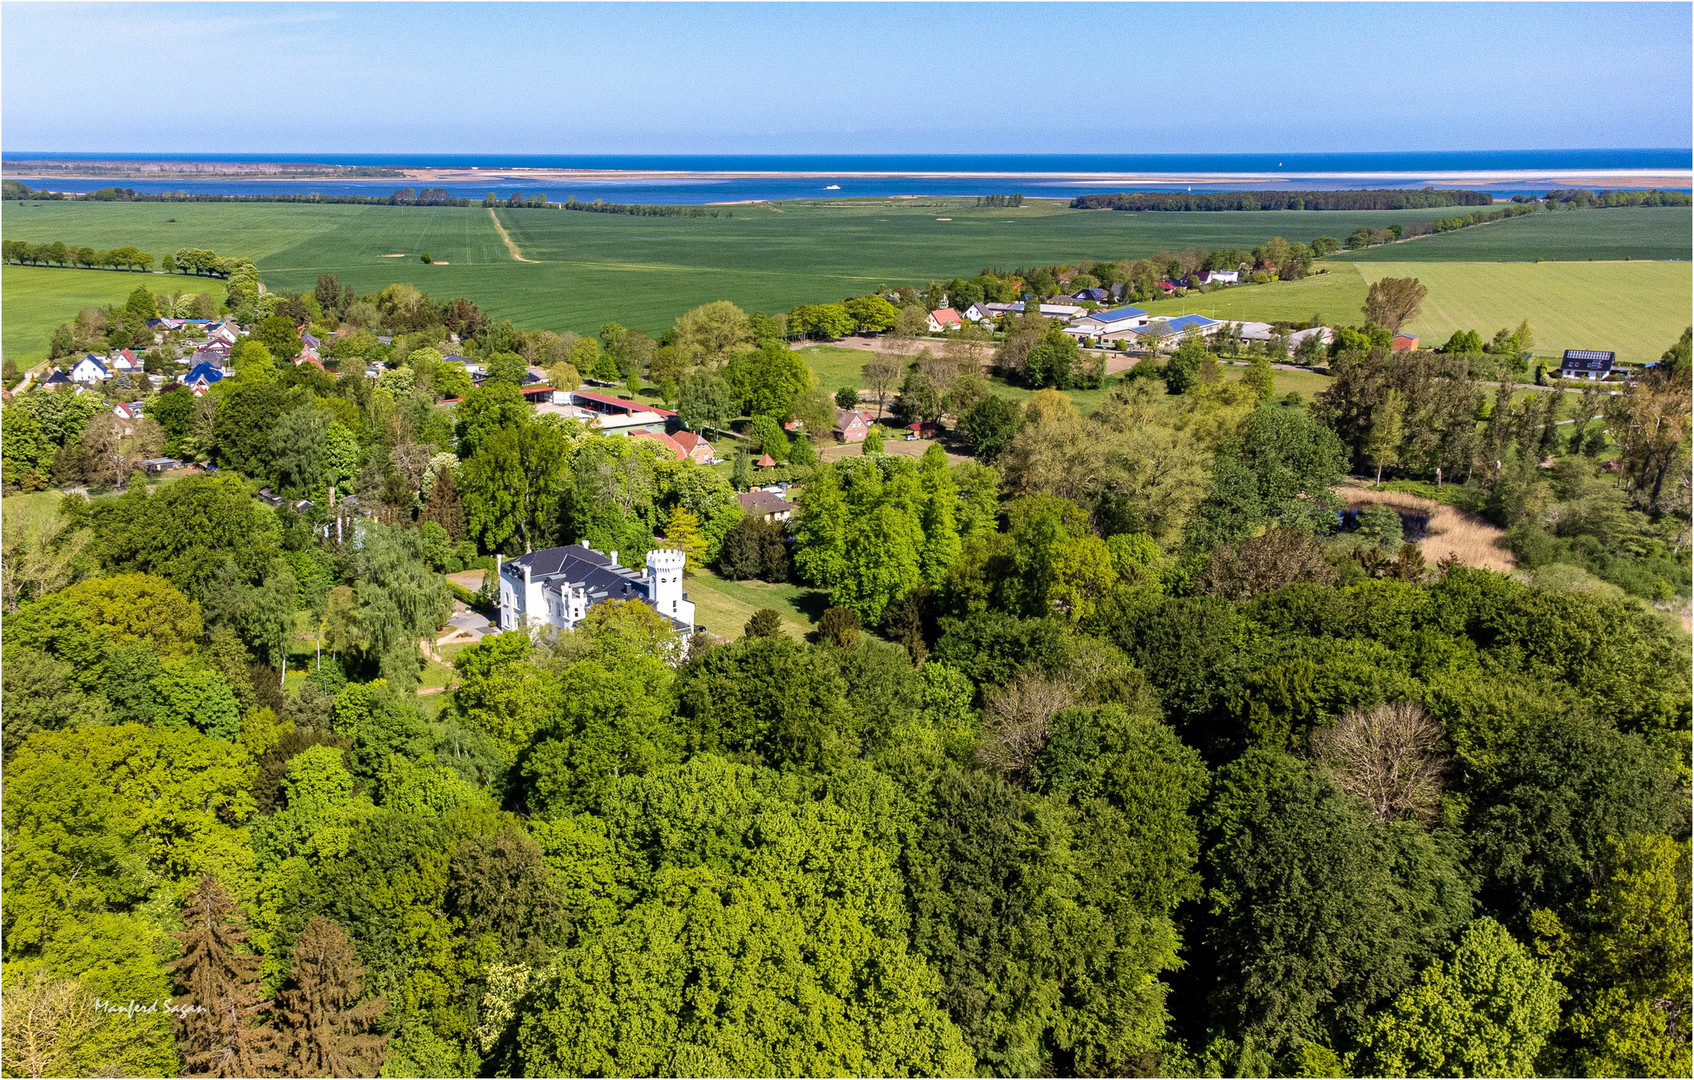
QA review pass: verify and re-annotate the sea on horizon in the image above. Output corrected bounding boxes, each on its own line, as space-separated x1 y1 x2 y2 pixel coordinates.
5 149 1689 203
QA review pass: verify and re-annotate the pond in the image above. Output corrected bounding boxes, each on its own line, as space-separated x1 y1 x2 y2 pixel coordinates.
1339 504 1430 541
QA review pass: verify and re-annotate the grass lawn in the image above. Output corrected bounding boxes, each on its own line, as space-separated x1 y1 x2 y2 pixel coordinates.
684 565 825 640
1136 259 1692 363
795 345 874 391
1 198 1604 363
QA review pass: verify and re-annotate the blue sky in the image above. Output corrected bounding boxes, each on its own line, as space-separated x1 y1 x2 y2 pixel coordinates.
3 2 1689 155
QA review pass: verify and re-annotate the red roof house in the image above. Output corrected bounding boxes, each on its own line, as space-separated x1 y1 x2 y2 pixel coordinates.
1391 334 1420 352
926 308 963 333
631 429 687 461
671 430 715 464
834 408 871 443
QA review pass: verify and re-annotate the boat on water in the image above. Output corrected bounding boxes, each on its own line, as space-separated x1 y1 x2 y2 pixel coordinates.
825 184 840 190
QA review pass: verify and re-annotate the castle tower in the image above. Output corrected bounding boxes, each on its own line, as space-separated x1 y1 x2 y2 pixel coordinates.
645 547 691 623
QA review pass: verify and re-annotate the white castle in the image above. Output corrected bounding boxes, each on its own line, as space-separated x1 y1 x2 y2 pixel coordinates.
497 544 695 634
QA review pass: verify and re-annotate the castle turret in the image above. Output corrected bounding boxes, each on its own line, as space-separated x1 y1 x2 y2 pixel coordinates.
645 547 691 623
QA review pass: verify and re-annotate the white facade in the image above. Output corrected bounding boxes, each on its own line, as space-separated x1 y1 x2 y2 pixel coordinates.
69 356 109 383
498 544 696 637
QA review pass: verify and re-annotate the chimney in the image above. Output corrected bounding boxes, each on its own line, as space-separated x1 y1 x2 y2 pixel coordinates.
609 550 618 567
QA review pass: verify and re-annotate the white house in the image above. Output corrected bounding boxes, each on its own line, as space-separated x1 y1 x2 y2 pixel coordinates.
497 543 695 636
69 355 109 384
1559 349 1616 381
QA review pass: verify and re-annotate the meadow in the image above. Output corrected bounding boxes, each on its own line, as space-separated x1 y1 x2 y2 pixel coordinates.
3 199 1687 364
1137 259 1692 362
1343 205 1692 262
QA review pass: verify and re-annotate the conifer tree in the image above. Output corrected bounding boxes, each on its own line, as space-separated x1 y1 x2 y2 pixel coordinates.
170 874 280 1079
420 466 467 542
274 917 388 1078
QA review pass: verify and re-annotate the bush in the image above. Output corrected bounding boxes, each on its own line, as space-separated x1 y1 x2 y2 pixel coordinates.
1356 502 1404 549
817 606 861 649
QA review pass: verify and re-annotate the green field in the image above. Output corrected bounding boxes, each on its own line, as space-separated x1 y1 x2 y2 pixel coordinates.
5 199 1689 366
1137 259 1692 363
1 265 189 363
0 198 1592 361
1342 206 1692 262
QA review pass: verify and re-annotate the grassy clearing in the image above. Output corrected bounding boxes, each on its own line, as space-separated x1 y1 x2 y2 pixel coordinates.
1136 260 1691 363
684 566 824 640
795 345 874 391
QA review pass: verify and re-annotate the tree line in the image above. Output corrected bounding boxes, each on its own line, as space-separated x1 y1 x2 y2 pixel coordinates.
1071 188 1497 211
2 239 155 272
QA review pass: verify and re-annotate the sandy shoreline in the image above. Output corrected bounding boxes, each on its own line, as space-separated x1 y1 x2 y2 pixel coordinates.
5 162 1688 190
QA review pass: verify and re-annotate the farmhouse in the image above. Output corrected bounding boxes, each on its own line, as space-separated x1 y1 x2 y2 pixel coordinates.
927 308 964 333
1391 335 1420 352
498 544 695 635
671 430 716 464
834 408 872 443
737 489 793 523
1559 349 1617 381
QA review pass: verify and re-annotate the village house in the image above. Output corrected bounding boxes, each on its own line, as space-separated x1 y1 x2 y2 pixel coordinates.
1559 349 1617 381
1391 334 1420 352
834 408 872 443
1070 287 1110 303
69 355 109 384
498 544 695 634
631 429 688 461
737 489 793 523
671 430 716 464
185 360 227 392
926 307 964 333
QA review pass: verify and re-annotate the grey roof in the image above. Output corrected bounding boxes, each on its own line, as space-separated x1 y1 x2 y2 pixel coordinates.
1561 349 1615 370
505 543 692 630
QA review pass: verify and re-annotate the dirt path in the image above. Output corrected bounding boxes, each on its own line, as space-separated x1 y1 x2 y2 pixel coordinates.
488 208 539 263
